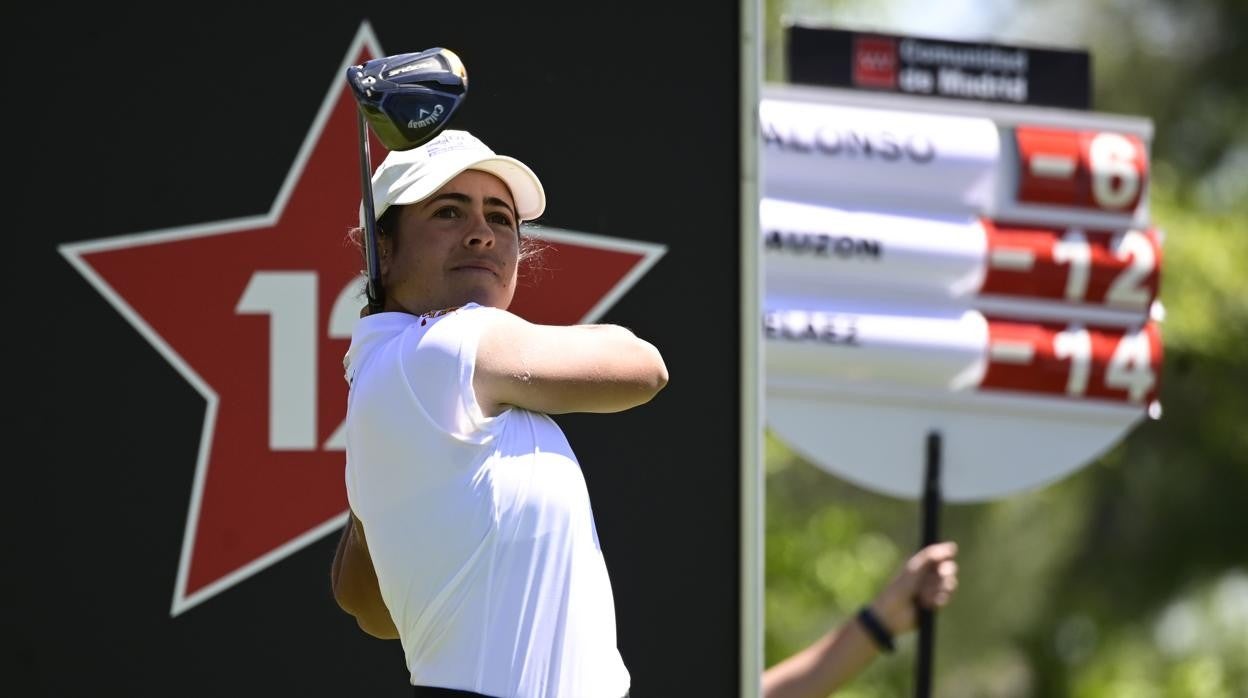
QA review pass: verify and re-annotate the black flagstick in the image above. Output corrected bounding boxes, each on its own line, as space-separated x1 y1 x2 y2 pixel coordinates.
916 430 942 698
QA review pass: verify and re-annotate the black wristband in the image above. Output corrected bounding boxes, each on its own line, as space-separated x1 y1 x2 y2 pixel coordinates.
856 606 896 653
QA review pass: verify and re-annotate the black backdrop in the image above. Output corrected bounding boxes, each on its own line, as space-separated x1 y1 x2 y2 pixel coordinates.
9 3 744 696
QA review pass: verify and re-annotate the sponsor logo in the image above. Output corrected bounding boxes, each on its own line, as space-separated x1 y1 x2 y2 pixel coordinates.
853 36 897 89
899 38 1028 73
890 38 1030 103
936 67 1027 102
408 104 445 129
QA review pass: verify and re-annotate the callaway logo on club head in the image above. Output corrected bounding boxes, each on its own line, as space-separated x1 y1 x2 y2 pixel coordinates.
408 104 445 129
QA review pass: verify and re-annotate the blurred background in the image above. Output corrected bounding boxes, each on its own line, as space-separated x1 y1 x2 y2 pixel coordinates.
760 1 1248 696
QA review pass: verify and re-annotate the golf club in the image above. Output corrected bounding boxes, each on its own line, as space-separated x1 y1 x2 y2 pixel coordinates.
346 47 468 313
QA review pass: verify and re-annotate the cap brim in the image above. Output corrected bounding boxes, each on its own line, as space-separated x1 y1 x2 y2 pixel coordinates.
381 153 546 224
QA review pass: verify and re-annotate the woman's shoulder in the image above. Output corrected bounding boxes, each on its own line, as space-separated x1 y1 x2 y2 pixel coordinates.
419 304 467 322
416 303 520 344
420 302 511 326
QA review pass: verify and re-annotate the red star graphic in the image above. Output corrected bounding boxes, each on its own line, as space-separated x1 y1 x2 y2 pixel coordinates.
58 23 665 615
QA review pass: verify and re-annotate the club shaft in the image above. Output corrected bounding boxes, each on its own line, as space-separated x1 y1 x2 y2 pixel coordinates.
358 110 383 313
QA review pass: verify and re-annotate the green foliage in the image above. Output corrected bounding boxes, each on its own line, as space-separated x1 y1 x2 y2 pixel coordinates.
1063 570 1248 697
1151 183 1248 354
1052 0 1248 212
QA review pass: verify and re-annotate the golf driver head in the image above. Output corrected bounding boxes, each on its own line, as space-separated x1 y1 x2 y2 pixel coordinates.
346 48 468 151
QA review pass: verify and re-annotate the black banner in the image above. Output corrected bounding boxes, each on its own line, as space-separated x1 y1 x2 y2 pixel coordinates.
787 24 1091 109
11 3 743 696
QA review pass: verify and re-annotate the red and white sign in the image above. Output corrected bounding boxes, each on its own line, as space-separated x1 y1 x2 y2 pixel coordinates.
1014 126 1149 213
759 84 1161 502
982 317 1160 405
981 221 1161 311
765 303 1160 407
764 303 1161 501
763 198 1161 323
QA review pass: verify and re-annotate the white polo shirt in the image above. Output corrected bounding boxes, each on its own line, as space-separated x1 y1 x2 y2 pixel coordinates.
343 303 629 698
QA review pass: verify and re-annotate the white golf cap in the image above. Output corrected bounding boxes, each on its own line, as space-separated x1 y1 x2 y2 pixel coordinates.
360 129 546 227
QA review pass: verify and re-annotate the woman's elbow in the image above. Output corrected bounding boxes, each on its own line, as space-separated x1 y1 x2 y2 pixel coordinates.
636 344 669 402
597 345 667 413
650 360 669 396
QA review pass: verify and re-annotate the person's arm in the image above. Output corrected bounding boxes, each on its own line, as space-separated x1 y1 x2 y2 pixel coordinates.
473 311 669 416
762 541 959 698
330 511 400 640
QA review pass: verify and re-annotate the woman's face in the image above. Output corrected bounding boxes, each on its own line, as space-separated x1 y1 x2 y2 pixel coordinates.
380 169 520 314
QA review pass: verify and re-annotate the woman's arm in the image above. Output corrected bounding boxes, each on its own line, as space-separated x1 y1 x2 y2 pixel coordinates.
474 311 669 416
762 542 959 698
330 511 400 640
760 614 880 698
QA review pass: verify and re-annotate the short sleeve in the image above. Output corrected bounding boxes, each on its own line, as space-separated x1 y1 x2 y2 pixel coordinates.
397 303 509 442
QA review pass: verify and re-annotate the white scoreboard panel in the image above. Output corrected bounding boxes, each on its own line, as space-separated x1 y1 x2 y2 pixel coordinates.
761 83 1160 502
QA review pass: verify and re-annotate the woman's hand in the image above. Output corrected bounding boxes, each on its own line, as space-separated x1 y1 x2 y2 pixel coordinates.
869 541 959 637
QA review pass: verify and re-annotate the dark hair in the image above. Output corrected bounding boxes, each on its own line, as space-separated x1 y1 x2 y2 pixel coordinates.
343 205 551 293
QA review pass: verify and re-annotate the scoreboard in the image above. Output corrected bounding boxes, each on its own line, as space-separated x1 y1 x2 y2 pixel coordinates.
761 50 1160 502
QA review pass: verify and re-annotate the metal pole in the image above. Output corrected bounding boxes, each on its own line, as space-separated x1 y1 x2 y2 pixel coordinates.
916 430 942 698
